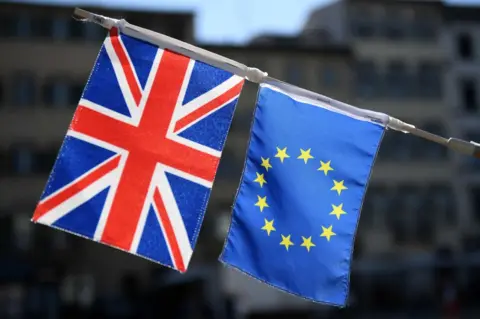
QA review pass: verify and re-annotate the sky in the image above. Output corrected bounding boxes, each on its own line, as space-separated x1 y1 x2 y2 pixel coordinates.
16 0 480 44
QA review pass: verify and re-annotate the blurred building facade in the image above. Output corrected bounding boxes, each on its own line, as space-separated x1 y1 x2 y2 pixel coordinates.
301 0 480 313
1 0 480 318
304 0 453 257
443 5 480 252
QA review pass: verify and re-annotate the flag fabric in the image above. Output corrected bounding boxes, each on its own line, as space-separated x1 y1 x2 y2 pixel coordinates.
32 28 244 272
220 82 385 306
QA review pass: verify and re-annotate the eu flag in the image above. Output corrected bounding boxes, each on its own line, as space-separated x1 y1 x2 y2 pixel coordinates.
220 81 386 306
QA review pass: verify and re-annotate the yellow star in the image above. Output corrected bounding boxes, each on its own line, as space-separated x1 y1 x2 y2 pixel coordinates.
253 172 267 188
280 234 294 251
297 148 314 164
254 195 269 212
320 225 336 241
261 219 276 236
275 147 290 163
330 203 347 220
300 236 316 252
260 157 272 171
331 180 347 195
318 160 333 175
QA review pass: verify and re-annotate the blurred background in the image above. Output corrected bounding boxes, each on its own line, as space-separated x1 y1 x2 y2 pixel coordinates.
1 0 480 318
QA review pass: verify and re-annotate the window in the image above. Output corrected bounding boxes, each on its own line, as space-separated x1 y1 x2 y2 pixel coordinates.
388 185 421 243
417 62 442 98
459 78 478 113
43 78 84 108
363 185 390 227
426 185 455 226
52 18 68 40
377 133 397 161
414 185 448 245
470 186 480 223
42 78 69 108
355 60 379 98
12 72 36 107
393 131 415 161
386 189 405 228
416 211 435 245
0 14 17 37
31 16 53 38
285 61 305 87
457 33 474 60
319 65 336 88
37 146 58 173
391 220 408 244
17 14 31 38
383 9 406 40
351 20 375 38
12 213 33 251
9 144 35 175
412 10 437 40
350 6 375 38
68 20 85 39
385 61 410 98
398 185 422 214
70 83 84 106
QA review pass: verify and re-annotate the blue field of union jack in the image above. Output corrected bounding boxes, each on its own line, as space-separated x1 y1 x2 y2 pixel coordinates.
32 28 244 272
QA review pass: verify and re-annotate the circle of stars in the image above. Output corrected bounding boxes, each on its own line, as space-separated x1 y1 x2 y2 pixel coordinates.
252 146 348 253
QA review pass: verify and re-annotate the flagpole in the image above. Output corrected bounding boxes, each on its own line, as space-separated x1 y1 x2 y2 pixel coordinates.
72 8 480 159
387 117 480 158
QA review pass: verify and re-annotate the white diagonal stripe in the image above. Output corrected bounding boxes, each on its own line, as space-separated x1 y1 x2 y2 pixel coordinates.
152 197 177 269
67 129 126 155
78 99 136 125
155 164 193 267
136 49 163 125
174 75 243 120
36 170 116 226
167 58 195 135
174 95 239 135
104 35 139 119
166 132 221 158
39 135 124 204
118 33 143 95
93 153 128 241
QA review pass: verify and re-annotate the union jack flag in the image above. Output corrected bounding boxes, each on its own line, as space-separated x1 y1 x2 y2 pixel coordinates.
32 28 244 272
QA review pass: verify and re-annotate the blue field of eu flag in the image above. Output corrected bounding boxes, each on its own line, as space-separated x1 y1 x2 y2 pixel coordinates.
220 81 386 307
